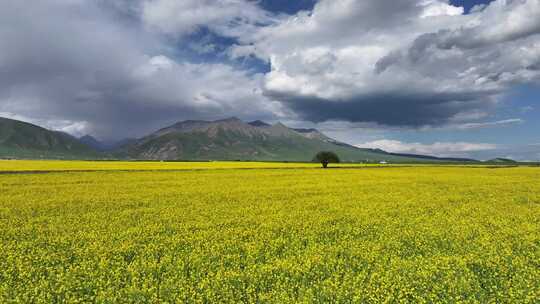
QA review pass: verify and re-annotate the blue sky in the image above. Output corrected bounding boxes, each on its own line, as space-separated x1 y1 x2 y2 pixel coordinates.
0 0 539 160
258 0 317 13
451 0 494 12
259 1 496 15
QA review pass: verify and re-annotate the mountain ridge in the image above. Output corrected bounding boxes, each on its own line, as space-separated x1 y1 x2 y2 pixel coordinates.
113 117 477 163
0 116 482 162
0 117 100 159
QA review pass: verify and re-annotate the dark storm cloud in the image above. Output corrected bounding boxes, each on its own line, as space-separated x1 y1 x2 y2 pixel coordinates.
268 91 493 127
0 1 153 138
0 0 273 140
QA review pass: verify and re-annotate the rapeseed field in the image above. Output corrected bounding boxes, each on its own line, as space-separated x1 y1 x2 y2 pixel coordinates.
0 161 538 303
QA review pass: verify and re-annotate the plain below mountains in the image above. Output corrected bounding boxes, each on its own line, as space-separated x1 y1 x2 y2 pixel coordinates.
0 116 476 163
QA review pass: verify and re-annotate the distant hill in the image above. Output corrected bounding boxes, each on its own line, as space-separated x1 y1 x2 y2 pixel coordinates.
79 135 136 152
388 152 477 163
486 158 517 163
79 135 106 151
113 117 476 163
0 117 100 159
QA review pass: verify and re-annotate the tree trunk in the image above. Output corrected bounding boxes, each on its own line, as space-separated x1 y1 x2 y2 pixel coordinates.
322 162 328 168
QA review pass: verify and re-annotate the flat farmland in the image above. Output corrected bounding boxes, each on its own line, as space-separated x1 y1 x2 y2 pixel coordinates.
0 161 538 303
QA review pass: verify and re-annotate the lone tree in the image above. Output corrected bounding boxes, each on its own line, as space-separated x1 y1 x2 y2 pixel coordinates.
313 151 340 168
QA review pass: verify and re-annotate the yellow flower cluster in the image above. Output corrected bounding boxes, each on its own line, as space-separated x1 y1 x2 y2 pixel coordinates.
0 161 538 302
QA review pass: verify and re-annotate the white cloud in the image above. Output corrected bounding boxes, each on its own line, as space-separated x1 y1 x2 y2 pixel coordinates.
129 55 277 113
356 139 498 157
452 118 524 130
0 112 89 137
420 0 464 18
235 0 540 126
141 0 276 38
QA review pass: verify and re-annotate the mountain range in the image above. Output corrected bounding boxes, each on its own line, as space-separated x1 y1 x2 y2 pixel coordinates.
0 117 100 159
0 116 478 163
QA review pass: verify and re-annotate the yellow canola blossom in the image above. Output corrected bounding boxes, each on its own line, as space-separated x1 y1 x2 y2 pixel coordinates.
0 162 538 303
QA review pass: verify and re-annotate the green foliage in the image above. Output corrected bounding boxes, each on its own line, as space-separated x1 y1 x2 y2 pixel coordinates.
313 151 340 168
0 162 539 302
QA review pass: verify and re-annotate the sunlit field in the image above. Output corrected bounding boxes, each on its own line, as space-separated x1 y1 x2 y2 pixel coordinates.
0 160 371 172
1 161 538 302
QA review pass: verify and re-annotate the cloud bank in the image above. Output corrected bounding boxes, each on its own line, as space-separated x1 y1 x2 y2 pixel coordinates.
238 0 540 126
357 140 498 157
0 0 539 140
0 0 278 139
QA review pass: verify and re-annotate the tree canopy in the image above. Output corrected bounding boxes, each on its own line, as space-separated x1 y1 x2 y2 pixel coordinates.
313 151 340 168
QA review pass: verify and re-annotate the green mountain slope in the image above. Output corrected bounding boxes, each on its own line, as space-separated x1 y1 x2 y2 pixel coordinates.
0 116 479 162
116 117 466 162
0 117 99 159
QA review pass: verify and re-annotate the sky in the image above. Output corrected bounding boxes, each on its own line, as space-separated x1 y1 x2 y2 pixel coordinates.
1 0 539 160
